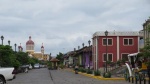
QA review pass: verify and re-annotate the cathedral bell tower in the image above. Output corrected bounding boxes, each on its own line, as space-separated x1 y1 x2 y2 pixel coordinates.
41 43 44 54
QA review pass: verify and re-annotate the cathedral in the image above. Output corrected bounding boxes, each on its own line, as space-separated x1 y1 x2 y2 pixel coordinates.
18 36 50 61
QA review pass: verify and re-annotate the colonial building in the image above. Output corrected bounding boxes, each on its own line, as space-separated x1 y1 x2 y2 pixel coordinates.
63 46 92 69
26 36 50 61
92 31 143 71
143 18 150 45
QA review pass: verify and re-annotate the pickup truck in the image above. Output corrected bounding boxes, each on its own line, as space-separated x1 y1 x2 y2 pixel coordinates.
0 67 15 84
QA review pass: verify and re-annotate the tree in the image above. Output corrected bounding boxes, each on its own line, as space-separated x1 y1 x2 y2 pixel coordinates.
0 45 17 67
56 52 64 64
15 52 29 65
28 57 39 66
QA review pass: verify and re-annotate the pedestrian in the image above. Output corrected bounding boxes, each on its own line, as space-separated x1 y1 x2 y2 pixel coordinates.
24 68 28 73
75 64 79 74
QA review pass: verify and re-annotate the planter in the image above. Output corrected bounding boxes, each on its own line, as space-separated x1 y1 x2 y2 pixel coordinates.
86 69 93 74
94 70 101 76
103 72 111 78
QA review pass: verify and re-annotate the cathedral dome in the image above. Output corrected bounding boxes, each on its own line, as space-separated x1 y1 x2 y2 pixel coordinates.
26 36 34 45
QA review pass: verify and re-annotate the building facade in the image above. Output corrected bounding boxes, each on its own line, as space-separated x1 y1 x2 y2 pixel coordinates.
143 18 150 45
92 31 143 71
26 36 50 61
26 36 35 54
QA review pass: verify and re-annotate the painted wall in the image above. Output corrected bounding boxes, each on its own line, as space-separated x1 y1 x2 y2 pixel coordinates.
95 36 139 68
98 36 117 67
119 36 138 59
85 52 93 69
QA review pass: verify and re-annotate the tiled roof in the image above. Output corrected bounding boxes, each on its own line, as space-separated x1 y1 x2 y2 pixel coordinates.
50 58 59 62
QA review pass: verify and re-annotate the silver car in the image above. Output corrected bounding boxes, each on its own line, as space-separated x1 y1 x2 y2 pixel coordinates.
34 64 40 69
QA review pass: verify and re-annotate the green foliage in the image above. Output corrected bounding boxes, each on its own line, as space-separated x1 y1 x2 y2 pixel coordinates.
116 60 121 66
121 59 126 64
59 64 65 69
47 61 52 68
106 60 112 65
0 45 15 67
12 60 21 68
28 57 39 66
79 68 86 73
142 25 150 65
0 45 39 67
94 70 101 76
56 52 64 64
86 69 93 74
103 72 111 78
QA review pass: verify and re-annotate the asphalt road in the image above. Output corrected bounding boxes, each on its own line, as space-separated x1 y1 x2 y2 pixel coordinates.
7 68 131 84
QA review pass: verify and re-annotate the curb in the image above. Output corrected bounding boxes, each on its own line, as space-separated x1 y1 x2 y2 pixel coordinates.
79 72 125 80
68 69 125 80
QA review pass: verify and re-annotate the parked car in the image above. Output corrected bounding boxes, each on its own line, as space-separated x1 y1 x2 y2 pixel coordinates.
29 64 33 70
0 67 15 84
34 64 40 69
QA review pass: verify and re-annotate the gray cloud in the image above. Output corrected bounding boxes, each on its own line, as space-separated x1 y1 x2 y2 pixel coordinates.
0 0 150 56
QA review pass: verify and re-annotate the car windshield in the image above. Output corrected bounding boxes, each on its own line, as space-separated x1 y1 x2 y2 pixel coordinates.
34 64 39 66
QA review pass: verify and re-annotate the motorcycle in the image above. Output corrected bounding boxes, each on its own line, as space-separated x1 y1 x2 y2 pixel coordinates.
75 68 78 74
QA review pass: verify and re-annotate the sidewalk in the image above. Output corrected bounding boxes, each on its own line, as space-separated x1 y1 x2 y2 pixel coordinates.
64 68 125 80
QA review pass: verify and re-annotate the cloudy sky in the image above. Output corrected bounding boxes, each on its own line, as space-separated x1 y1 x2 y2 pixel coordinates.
0 0 150 56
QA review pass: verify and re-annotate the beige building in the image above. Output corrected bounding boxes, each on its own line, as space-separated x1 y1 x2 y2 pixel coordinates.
26 36 50 61
143 18 150 45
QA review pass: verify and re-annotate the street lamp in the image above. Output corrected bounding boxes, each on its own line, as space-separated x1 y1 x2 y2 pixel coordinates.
105 30 108 72
8 40 10 46
74 48 76 65
88 40 91 70
1 35 4 45
78 46 80 50
82 43 85 68
49 53 51 61
14 43 17 52
82 43 84 47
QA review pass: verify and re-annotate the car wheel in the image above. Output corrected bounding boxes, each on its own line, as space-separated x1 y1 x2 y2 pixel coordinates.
0 77 5 84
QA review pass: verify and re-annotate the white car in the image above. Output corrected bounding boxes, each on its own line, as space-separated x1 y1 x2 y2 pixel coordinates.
29 64 33 70
34 64 40 69
0 67 15 84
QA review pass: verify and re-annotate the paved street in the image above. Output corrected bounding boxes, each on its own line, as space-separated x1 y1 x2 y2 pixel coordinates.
7 68 53 84
7 68 131 84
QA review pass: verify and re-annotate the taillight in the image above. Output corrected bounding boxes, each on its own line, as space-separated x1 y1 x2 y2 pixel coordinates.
12 69 17 74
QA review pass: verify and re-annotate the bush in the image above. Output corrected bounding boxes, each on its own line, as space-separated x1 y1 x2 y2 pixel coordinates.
78 68 82 72
103 72 111 78
80 68 86 73
94 70 101 76
59 64 65 69
86 69 93 74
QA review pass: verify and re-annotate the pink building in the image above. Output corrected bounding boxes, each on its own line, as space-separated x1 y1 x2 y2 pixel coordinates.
92 31 143 71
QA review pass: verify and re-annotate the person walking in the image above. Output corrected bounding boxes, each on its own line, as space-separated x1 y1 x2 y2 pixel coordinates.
75 64 79 74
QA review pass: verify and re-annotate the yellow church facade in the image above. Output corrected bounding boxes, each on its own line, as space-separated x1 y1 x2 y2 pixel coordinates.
26 36 50 61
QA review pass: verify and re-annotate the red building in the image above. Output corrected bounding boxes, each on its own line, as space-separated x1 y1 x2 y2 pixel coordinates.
92 31 143 71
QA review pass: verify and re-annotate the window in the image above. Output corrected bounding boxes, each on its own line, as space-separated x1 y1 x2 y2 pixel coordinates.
103 53 113 62
122 54 128 61
108 39 112 45
124 38 133 45
103 38 112 45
